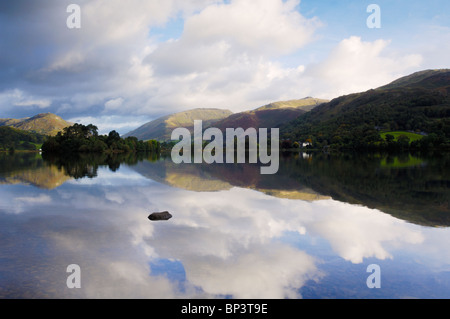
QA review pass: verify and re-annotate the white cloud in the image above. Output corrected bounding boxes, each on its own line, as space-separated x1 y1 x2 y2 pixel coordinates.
184 244 318 299
14 99 52 109
2 0 447 128
104 97 124 111
15 194 52 204
68 114 150 135
305 36 423 98
44 51 86 73
408 25 450 70
139 0 321 113
152 0 320 62
309 200 425 264
0 89 52 110
181 0 319 56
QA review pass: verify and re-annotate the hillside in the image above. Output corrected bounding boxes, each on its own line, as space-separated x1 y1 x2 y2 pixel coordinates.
0 126 46 151
0 113 73 136
378 69 450 90
211 97 328 132
281 69 450 150
124 108 233 141
256 97 328 111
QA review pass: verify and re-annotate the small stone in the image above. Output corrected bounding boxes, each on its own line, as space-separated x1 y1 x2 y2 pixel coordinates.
148 211 172 221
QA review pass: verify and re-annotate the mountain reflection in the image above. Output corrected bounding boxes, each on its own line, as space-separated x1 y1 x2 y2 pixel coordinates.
0 153 71 189
131 156 330 201
284 152 450 227
0 151 448 226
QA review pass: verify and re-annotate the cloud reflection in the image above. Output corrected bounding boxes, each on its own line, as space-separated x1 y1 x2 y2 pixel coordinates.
0 165 442 299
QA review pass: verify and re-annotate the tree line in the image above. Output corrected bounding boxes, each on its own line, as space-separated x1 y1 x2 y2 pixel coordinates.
42 123 161 154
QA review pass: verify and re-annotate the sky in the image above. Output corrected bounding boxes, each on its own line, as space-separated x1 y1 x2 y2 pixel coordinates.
0 0 449 134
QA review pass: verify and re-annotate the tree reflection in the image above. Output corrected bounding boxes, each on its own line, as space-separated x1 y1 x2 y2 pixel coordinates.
41 152 160 179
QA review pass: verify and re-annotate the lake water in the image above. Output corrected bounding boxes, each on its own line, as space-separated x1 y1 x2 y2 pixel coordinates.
0 151 449 299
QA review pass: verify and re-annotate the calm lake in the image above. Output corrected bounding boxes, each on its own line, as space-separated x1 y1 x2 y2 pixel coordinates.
0 151 449 299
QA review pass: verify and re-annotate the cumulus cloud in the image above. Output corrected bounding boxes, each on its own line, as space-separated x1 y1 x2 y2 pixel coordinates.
0 89 52 112
183 244 318 299
0 1 220 115
14 99 52 109
0 0 324 123
139 0 321 113
308 200 425 264
15 194 52 204
104 97 125 111
185 0 317 55
1 0 448 132
305 36 423 99
146 0 320 75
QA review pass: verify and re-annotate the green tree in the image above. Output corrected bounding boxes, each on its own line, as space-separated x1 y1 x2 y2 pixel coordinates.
107 130 121 145
385 134 395 143
42 124 160 154
397 135 410 149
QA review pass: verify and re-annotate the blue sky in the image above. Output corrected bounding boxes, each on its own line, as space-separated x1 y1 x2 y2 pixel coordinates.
0 0 449 134
285 0 450 65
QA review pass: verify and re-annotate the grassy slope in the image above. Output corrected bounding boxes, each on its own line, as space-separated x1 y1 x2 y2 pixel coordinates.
257 97 329 111
0 113 73 136
380 131 424 142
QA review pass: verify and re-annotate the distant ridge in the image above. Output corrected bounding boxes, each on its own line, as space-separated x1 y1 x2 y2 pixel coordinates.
123 108 233 141
211 97 328 132
256 97 329 111
0 113 73 136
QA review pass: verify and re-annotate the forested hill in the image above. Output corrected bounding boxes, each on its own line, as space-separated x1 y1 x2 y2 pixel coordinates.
0 126 46 151
280 69 450 150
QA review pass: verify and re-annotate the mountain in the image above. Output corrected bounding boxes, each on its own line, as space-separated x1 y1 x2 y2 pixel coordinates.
211 97 328 132
0 113 73 136
124 108 233 141
281 69 450 149
378 69 450 90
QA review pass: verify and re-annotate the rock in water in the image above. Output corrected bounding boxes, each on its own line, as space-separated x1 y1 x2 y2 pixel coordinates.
148 211 172 221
